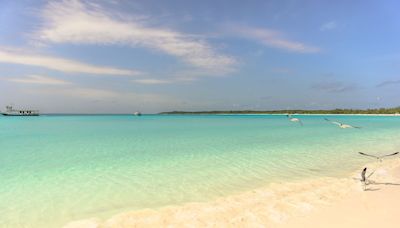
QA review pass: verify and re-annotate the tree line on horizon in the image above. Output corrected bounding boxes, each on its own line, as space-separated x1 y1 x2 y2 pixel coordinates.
160 107 400 115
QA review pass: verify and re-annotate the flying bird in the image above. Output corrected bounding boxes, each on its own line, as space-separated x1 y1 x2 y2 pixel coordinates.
358 151 399 162
324 118 361 129
287 114 303 126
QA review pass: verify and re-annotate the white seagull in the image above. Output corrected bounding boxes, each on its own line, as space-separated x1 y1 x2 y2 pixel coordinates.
324 118 361 129
287 114 303 126
358 151 399 162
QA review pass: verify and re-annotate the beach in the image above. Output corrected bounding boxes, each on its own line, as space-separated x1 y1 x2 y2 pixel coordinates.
65 159 400 228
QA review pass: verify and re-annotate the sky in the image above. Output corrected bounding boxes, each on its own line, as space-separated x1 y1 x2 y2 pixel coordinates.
0 0 399 113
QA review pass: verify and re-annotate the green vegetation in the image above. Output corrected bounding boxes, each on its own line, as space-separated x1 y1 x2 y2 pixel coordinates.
160 107 400 115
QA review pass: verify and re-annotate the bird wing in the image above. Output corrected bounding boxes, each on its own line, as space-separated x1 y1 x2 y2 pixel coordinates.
358 152 379 159
324 118 342 126
380 152 400 158
346 124 362 129
367 170 375 179
298 119 303 126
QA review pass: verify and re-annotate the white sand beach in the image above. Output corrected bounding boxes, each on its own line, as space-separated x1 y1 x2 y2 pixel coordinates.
64 159 400 228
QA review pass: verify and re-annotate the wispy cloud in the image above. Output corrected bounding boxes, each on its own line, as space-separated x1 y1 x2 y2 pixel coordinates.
376 79 400 88
320 21 337 31
8 75 71 85
0 48 137 75
132 79 172 85
227 25 320 53
34 0 236 75
272 67 293 74
311 81 357 93
31 86 182 110
133 73 205 85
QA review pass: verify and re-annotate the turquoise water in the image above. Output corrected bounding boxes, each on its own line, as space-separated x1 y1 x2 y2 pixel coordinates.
1 114 400 227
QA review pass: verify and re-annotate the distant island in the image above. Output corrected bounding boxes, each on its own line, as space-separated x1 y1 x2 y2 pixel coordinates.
160 107 400 115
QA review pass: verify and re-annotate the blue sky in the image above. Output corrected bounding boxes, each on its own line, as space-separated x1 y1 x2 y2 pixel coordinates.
0 0 399 113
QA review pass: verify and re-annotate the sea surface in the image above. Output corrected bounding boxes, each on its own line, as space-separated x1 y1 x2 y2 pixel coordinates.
0 114 399 227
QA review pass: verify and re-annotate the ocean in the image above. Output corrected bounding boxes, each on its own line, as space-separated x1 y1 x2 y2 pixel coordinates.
1 114 399 227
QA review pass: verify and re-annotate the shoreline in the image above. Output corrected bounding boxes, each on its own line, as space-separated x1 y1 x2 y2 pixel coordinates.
214 113 400 116
161 113 400 116
2 113 399 117
64 158 400 228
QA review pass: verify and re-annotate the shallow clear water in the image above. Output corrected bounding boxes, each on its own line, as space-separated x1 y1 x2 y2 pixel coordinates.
0 114 399 227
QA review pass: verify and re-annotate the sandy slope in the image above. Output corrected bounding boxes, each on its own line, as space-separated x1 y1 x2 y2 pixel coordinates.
64 160 400 228
279 164 400 228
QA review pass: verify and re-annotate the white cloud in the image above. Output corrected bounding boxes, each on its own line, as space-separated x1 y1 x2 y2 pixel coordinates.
29 85 183 113
133 79 172 84
228 25 320 53
8 75 71 85
0 48 137 75
320 21 337 31
34 0 236 75
61 87 121 99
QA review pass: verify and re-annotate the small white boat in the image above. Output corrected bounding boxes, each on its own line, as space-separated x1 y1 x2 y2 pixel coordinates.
134 112 142 116
2 105 39 116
